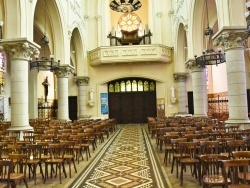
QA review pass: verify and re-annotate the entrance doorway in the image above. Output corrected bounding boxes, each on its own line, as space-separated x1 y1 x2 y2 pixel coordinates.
108 78 157 124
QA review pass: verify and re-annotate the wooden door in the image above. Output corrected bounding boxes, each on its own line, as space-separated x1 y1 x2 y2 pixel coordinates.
187 92 194 114
68 96 77 121
109 92 156 124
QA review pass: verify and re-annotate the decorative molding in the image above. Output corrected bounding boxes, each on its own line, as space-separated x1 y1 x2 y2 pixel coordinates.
84 15 89 20
95 15 102 20
103 50 119 57
90 51 100 60
74 76 89 86
156 12 162 18
185 59 204 71
122 49 138 56
141 48 157 55
55 64 75 78
173 72 189 82
213 31 248 50
213 26 249 50
0 40 39 60
88 44 173 66
161 48 172 57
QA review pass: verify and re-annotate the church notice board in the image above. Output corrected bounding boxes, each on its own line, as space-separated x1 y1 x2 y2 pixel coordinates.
157 98 165 117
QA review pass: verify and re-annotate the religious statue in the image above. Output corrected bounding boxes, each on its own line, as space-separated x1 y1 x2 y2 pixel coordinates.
42 76 50 102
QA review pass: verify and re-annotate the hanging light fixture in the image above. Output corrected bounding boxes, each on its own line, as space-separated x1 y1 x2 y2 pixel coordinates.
29 0 60 72
109 0 142 13
194 0 226 68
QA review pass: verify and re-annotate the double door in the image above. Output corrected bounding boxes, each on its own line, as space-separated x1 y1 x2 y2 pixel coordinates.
108 92 156 124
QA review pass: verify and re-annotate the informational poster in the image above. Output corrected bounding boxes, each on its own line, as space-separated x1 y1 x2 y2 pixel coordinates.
101 93 109 115
157 98 165 117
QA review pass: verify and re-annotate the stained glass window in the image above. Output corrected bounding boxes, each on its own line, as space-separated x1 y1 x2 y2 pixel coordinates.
115 82 120 92
126 80 131 92
132 80 137 91
121 81 125 92
138 80 143 91
109 84 114 92
108 78 155 93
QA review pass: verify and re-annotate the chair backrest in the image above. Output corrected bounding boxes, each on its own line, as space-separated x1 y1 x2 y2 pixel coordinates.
0 160 13 188
8 154 28 175
48 143 65 159
179 142 199 158
200 154 228 177
7 144 22 154
226 140 246 158
232 151 250 159
199 141 219 155
26 144 42 160
222 159 250 186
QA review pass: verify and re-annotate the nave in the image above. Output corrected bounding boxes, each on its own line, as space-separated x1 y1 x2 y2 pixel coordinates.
11 116 250 188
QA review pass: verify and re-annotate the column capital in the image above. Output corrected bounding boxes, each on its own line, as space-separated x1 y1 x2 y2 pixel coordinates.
74 76 89 86
55 64 75 78
173 72 189 82
213 26 248 50
0 38 39 60
185 58 205 72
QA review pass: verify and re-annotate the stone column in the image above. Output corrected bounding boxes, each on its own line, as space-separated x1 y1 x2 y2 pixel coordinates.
74 76 89 119
213 27 250 128
55 65 74 121
186 59 207 117
173 72 189 114
0 39 39 130
28 70 38 119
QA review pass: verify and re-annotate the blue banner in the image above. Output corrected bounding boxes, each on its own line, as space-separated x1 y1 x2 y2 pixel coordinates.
100 93 109 115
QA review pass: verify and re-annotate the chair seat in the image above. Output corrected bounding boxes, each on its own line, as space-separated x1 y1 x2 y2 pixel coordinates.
46 159 64 163
180 158 198 163
10 173 25 180
238 172 250 181
203 175 226 184
27 159 40 163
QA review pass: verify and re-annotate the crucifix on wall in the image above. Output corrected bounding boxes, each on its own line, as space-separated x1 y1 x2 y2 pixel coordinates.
42 76 50 103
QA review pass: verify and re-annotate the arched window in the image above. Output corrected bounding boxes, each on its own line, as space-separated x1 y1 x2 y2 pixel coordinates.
108 78 155 93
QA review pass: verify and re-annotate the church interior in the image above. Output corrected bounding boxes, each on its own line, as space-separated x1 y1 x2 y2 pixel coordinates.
0 0 250 187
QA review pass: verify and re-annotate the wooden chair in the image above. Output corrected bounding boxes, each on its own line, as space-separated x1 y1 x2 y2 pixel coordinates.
170 138 188 178
222 159 250 188
200 154 229 188
26 144 44 185
8 153 28 188
68 135 84 164
179 141 201 186
164 134 179 165
226 140 246 158
0 160 12 188
44 143 67 184
59 141 77 178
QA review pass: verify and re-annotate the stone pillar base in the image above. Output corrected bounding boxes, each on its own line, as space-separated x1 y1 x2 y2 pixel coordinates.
225 119 250 130
7 126 33 131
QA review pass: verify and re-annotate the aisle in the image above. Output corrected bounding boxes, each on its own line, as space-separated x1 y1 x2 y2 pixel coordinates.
70 124 168 188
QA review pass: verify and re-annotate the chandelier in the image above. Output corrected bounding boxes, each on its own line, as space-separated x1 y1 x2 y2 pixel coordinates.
109 0 142 13
29 0 60 72
194 0 226 68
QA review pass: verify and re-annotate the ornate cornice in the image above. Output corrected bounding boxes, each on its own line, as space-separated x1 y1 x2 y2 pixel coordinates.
213 26 248 50
173 72 189 82
0 38 39 60
55 64 75 78
74 76 89 86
